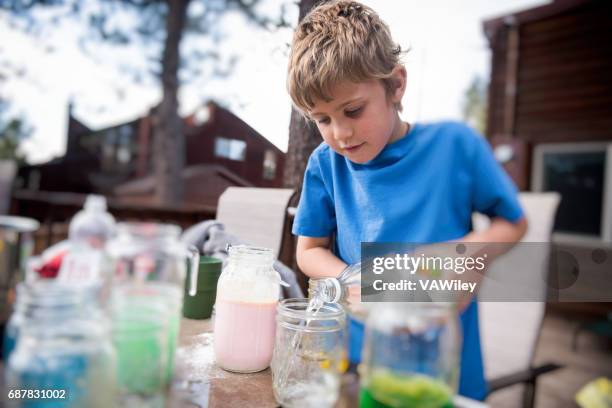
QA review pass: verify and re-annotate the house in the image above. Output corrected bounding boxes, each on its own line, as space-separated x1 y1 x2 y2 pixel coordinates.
483 0 612 246
17 101 285 207
483 0 612 315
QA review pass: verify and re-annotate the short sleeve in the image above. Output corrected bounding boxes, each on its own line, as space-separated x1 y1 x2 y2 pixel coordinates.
470 132 524 222
292 152 336 237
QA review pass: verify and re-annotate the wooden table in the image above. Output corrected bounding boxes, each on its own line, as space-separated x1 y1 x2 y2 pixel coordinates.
170 318 488 408
170 318 276 407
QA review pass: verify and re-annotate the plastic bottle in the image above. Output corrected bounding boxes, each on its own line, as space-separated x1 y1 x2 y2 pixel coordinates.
68 195 116 248
308 262 366 318
57 195 116 284
309 262 360 303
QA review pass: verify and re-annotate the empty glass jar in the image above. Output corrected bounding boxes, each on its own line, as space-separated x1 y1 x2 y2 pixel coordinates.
271 298 346 408
359 303 460 408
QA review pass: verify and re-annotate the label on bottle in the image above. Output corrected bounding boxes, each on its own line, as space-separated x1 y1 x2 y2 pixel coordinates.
57 247 103 285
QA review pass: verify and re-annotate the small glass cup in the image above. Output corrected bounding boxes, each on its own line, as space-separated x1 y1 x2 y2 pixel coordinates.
271 298 346 408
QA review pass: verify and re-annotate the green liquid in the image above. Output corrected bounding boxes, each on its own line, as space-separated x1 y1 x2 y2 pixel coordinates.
359 370 454 408
112 283 183 396
164 309 181 383
114 317 166 394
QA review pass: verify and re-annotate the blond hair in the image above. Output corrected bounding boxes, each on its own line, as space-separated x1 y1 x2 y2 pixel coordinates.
287 0 404 116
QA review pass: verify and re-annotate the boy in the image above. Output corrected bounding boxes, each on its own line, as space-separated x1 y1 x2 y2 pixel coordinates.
287 0 527 401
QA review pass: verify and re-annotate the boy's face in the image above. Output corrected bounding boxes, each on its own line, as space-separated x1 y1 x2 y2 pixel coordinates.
309 68 407 164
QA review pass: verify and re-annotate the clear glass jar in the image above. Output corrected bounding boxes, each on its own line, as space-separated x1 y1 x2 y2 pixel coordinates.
271 298 346 408
3 282 28 361
359 303 460 408
5 281 116 408
105 222 199 405
214 245 280 373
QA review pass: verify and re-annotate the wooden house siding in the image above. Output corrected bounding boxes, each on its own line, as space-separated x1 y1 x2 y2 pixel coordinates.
185 103 285 188
484 0 612 189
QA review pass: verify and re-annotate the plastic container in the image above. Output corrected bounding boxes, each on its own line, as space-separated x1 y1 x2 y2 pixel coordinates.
54 195 117 284
68 195 116 248
308 262 367 318
182 256 222 319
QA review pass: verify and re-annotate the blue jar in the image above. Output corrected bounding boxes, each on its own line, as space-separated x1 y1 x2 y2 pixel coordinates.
4 282 116 408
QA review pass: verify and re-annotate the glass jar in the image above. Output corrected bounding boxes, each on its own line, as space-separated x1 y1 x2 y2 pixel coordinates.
5 281 116 408
105 222 199 405
271 298 346 408
359 303 460 408
3 282 28 361
213 245 280 373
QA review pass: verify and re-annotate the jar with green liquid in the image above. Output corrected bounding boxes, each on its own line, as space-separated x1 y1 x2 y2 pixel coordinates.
359 303 460 408
105 223 199 407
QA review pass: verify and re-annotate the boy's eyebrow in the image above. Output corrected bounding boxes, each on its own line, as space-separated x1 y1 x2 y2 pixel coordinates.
311 97 364 116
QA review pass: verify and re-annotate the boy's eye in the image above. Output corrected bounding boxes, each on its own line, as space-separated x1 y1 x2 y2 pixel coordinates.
345 107 362 117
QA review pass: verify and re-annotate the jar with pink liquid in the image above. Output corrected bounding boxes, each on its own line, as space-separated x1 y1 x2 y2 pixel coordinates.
213 245 281 373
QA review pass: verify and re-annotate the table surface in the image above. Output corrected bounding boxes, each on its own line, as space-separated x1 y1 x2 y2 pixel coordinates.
170 318 488 408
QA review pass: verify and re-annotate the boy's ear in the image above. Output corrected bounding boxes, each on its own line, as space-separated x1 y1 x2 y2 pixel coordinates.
390 65 407 103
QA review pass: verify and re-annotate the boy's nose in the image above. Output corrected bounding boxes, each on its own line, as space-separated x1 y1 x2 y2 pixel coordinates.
333 124 353 145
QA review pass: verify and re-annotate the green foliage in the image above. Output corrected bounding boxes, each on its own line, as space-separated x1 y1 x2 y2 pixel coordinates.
0 115 31 163
1 0 291 87
462 74 488 135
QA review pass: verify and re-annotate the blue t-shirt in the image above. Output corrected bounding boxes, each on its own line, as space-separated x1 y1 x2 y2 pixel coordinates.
292 121 524 401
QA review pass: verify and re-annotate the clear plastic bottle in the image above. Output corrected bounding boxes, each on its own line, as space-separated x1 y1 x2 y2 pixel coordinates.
68 195 116 248
57 195 116 284
308 263 365 317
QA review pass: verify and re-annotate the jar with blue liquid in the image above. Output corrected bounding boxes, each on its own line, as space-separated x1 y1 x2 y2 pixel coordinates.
3 282 28 361
359 303 460 408
4 282 116 408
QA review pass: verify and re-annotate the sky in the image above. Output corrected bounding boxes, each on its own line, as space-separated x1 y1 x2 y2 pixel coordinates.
0 0 550 164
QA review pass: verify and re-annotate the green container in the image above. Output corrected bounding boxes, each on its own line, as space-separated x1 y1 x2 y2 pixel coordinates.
183 256 222 319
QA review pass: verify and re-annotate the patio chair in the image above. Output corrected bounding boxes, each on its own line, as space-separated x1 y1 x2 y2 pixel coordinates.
473 192 562 408
215 187 295 260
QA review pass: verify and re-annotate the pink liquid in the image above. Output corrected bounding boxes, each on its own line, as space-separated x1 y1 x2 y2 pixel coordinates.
214 299 277 372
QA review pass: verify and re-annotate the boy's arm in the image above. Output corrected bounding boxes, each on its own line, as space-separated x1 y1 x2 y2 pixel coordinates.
463 216 528 244
296 236 348 279
452 216 527 310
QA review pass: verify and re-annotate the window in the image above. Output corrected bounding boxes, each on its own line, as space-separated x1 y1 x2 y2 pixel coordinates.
215 137 246 161
532 142 612 244
263 150 277 180
102 129 117 168
117 125 133 164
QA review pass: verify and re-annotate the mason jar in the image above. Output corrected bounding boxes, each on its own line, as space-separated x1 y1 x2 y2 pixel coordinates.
5 281 116 408
213 245 281 373
105 221 199 399
359 303 460 408
271 298 346 408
